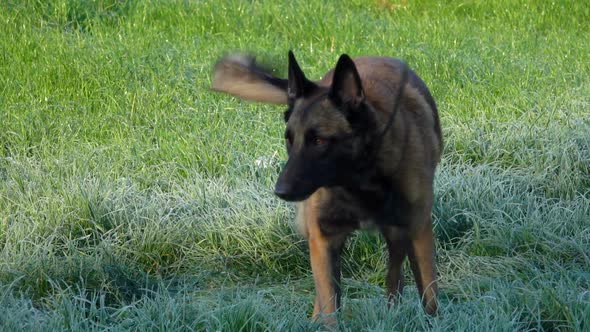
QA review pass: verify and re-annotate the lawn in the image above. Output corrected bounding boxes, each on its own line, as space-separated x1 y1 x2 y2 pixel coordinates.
1 0 589 331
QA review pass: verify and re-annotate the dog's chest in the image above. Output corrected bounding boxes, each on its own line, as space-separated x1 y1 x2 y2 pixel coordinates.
318 187 407 234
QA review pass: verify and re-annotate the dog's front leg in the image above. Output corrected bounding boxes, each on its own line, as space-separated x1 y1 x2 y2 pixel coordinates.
381 226 409 303
306 219 348 324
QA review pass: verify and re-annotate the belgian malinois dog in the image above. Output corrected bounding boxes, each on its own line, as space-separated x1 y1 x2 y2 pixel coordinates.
212 51 442 322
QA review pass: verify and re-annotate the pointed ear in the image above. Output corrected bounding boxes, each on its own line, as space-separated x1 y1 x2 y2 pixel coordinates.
288 51 313 100
330 54 364 108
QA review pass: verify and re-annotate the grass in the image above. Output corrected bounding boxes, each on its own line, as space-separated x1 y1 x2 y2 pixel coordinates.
1 0 589 330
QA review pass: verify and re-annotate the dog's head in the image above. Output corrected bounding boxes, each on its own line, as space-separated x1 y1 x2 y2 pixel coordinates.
211 51 379 202
274 52 377 201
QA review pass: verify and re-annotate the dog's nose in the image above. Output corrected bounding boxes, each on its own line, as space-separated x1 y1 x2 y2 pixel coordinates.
274 184 294 201
274 182 305 201
274 183 312 202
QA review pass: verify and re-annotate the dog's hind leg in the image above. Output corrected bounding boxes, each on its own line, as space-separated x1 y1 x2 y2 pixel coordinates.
408 218 438 315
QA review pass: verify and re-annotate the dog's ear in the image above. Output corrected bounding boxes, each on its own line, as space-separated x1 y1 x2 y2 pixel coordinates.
330 54 364 108
288 51 315 100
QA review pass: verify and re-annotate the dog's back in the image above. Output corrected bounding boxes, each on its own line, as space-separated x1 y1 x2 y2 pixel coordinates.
316 57 442 207
321 56 442 155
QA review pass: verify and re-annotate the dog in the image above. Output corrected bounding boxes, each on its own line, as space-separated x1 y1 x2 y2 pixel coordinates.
211 51 442 322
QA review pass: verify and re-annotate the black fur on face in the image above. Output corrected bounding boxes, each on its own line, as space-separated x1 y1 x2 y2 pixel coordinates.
274 54 379 202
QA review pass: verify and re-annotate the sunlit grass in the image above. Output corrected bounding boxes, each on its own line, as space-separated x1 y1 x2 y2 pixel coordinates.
1 0 589 330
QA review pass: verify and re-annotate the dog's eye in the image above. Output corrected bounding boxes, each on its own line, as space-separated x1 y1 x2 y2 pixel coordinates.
313 137 327 146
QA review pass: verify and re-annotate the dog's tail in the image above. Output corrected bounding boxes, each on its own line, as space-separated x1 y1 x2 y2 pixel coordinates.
211 54 289 104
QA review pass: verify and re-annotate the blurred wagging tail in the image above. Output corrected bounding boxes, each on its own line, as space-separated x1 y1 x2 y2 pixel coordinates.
212 51 442 321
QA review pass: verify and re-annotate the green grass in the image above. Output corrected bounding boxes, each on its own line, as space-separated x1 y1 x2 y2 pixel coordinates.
1 0 589 330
